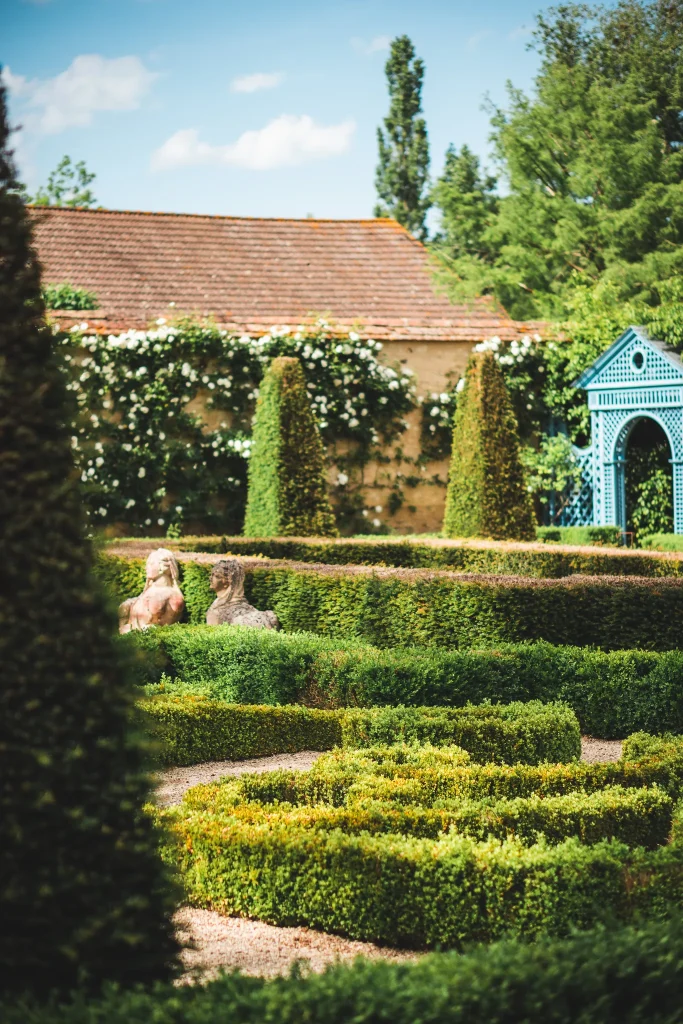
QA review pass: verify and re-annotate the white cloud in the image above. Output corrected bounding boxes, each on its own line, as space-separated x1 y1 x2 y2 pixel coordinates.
151 113 356 172
467 30 491 51
351 35 390 56
1 54 157 134
230 71 284 93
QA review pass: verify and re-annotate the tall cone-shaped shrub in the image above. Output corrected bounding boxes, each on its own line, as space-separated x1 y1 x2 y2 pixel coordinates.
244 356 338 537
0 84 179 994
443 351 535 540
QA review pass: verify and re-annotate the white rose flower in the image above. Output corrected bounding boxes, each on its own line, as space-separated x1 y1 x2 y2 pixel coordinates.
138 467 146 478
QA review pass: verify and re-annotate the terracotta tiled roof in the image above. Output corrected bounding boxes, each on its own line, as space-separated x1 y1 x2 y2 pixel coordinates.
30 206 541 341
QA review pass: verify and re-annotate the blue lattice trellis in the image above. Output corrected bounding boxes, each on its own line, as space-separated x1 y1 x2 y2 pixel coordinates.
567 326 683 534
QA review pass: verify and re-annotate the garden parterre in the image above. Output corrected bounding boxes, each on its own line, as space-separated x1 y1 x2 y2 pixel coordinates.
158 734 683 951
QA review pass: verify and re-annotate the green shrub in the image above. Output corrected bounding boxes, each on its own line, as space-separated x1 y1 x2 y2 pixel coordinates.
107 535 683 576
236 738 683 806
5 916 683 1024
0 96 178 996
42 281 98 310
101 555 683 651
243 356 337 537
536 525 622 546
182 777 673 850
138 697 578 768
159 737 683 949
139 698 342 767
443 352 535 541
163 811 683 949
123 624 683 739
640 532 683 552
339 702 581 765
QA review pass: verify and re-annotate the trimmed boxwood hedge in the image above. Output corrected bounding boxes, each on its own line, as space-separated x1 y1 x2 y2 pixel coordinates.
236 738 683 806
181 776 673 849
5 916 683 1024
100 555 683 651
159 738 683 950
138 698 579 767
127 624 683 738
164 820 683 950
163 739 683 950
109 534 683 577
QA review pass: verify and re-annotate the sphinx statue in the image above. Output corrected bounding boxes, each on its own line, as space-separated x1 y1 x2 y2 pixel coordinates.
118 548 185 634
206 558 279 629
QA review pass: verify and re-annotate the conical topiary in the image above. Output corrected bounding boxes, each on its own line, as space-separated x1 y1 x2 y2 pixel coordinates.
443 351 535 540
0 81 179 995
244 356 338 537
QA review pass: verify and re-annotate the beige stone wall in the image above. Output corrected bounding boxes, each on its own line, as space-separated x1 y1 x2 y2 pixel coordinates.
189 338 476 536
360 339 475 535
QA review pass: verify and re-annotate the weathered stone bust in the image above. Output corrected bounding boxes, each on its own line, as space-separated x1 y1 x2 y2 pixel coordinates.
118 548 185 634
206 558 279 630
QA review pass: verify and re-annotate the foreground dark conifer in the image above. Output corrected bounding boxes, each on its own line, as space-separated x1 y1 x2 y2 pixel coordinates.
0 80 179 994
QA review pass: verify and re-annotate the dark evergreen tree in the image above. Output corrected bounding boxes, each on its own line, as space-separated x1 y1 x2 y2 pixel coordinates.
443 352 535 540
244 356 338 537
431 144 499 261
438 0 683 319
374 35 431 240
0 79 179 995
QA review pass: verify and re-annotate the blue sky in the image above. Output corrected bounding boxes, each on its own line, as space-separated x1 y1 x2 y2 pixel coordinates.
4 0 553 221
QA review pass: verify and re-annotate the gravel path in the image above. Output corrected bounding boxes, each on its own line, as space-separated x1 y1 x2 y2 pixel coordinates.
165 736 623 980
156 750 323 808
581 736 623 762
176 907 416 981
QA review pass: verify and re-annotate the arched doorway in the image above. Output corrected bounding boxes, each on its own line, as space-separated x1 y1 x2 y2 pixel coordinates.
614 415 673 538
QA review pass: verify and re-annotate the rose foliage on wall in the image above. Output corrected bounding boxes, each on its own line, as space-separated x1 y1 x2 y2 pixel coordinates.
59 317 416 535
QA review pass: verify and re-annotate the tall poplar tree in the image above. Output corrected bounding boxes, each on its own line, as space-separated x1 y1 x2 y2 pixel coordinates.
0 79 178 995
374 35 431 240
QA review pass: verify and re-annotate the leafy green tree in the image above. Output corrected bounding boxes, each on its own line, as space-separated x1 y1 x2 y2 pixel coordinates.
431 144 499 260
30 154 97 208
244 356 338 537
437 1 683 319
521 433 584 524
374 35 431 240
0 82 178 994
443 351 535 540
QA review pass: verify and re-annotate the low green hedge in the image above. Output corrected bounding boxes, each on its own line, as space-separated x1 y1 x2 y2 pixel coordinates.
139 698 579 768
139 699 340 767
101 555 683 651
339 703 580 765
108 533 683 576
159 738 683 950
164 815 682 949
128 625 683 738
181 779 673 849
536 525 622 546
235 738 683 806
640 532 683 552
6 916 683 1023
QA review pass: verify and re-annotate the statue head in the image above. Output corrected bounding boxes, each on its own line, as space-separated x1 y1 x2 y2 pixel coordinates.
209 558 245 601
145 547 180 586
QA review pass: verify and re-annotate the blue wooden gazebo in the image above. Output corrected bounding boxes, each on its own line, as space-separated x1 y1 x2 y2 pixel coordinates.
566 326 683 534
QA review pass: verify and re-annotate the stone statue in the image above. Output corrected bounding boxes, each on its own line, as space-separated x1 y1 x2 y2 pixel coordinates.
206 558 279 629
118 548 185 634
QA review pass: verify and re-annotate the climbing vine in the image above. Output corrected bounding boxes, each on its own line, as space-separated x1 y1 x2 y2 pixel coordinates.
58 317 416 535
